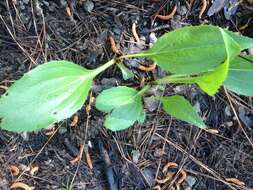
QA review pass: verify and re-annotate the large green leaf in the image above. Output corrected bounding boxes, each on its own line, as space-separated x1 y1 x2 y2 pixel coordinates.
130 25 241 75
161 95 206 129
95 86 145 131
186 29 240 95
224 55 253 96
0 60 96 132
156 28 241 96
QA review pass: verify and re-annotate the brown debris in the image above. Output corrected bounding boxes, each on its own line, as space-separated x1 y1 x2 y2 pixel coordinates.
132 22 140 43
109 36 121 55
157 6 177 20
9 165 20 176
225 177 245 186
162 162 178 173
138 63 156 72
199 0 207 18
70 144 84 164
70 115 79 127
29 166 39 176
10 182 35 190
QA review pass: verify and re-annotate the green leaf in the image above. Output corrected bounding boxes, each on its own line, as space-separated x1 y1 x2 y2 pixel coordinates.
226 30 253 50
0 60 96 132
130 25 241 75
156 28 241 96
95 86 145 131
117 63 134 80
224 55 253 96
161 95 206 129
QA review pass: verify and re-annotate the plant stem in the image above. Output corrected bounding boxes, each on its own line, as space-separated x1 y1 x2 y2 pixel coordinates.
138 85 151 96
119 52 146 59
154 75 199 84
92 59 116 77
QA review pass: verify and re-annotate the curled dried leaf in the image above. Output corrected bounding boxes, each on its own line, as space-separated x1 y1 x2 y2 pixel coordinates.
132 23 140 42
29 166 39 176
109 36 120 54
177 170 187 184
225 178 245 186
9 165 19 176
10 182 35 190
138 63 156 72
157 6 177 20
156 172 175 184
162 162 178 173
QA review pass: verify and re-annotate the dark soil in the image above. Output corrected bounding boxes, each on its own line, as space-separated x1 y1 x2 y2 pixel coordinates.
0 0 253 190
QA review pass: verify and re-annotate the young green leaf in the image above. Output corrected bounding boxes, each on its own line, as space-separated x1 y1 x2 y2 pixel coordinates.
161 95 206 129
0 61 97 132
125 25 240 75
95 86 145 131
117 62 134 80
224 55 253 96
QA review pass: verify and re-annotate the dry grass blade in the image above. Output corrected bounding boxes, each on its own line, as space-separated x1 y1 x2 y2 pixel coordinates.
225 178 245 186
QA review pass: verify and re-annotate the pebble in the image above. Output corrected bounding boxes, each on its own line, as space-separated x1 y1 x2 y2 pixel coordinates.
185 175 197 188
238 106 253 128
142 168 156 185
83 0 94 13
225 105 232 117
225 121 233 127
131 150 141 163
144 96 159 112
149 32 157 48
248 47 253 55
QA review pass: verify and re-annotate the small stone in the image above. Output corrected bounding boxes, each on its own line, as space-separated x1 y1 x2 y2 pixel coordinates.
142 168 156 185
225 105 232 117
225 121 233 127
22 0 29 4
131 150 141 163
58 127 67 134
144 96 159 112
248 47 253 55
154 148 164 157
185 175 197 188
83 0 94 13
178 5 188 15
101 78 119 86
149 32 157 48
194 101 201 114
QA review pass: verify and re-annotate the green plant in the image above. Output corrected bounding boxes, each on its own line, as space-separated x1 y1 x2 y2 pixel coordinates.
1 25 253 132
